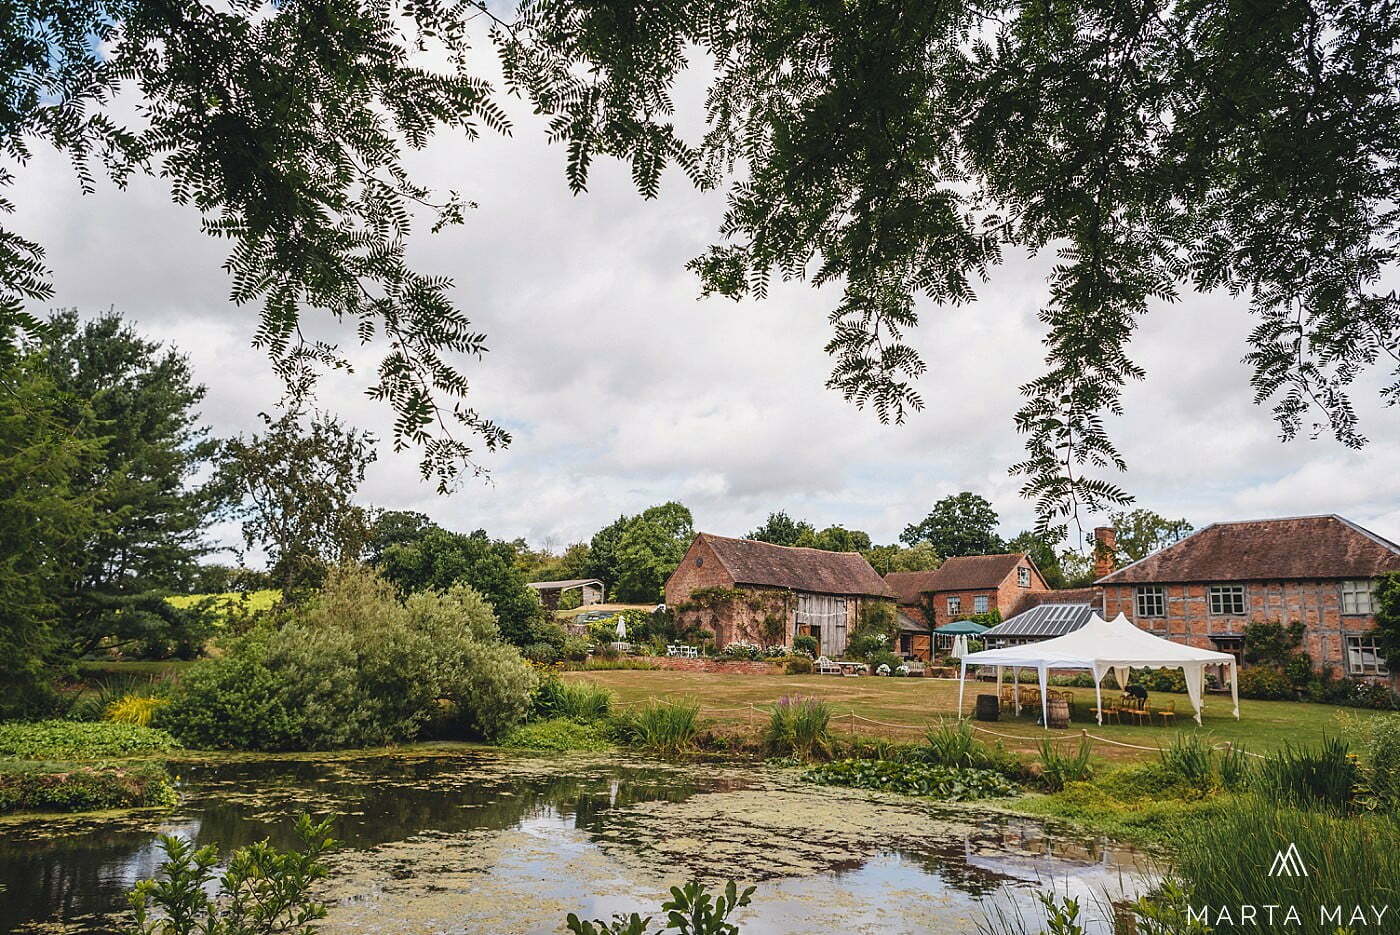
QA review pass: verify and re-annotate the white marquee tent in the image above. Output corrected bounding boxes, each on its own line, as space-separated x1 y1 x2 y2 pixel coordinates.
957 613 1240 727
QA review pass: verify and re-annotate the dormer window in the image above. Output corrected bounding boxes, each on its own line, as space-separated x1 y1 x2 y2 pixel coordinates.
1017 567 1031 587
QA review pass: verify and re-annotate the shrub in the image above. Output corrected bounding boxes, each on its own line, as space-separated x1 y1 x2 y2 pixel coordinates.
160 566 536 749
720 641 763 661
763 644 788 658
764 697 832 760
0 720 179 758
1133 668 1187 693
521 641 560 664
128 814 335 935
501 718 614 753
614 698 702 756
531 675 612 722
868 650 902 674
1236 666 1293 700
1339 711 1400 809
0 761 178 814
801 759 1017 800
105 695 168 727
67 674 171 722
792 634 819 656
1037 737 1094 791
560 635 592 662
846 632 889 660
1253 738 1360 812
1158 733 1216 789
784 656 814 675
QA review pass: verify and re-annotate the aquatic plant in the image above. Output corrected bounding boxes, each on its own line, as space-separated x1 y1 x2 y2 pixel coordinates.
127 813 335 935
1036 737 1093 792
1338 710 1400 810
502 718 614 753
0 720 179 758
0 761 178 814
763 696 832 760
1158 733 1216 789
1252 737 1359 811
1217 742 1253 791
532 675 613 722
615 698 703 756
801 759 1017 801
566 880 755 935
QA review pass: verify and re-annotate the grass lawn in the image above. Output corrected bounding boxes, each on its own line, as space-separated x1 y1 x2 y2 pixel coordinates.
567 669 1385 763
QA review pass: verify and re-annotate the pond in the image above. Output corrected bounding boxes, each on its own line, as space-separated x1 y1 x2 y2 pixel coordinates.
0 751 1148 934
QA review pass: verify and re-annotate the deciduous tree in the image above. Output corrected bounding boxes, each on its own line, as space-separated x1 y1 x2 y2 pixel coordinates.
901 493 1004 558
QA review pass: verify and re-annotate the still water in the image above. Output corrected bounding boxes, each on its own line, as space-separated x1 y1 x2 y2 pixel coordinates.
0 751 1146 934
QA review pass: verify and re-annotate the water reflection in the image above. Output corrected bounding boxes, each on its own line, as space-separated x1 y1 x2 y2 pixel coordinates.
0 753 1143 934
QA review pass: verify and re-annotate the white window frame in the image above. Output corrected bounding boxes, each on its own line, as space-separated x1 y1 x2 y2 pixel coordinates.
1208 584 1246 616
1341 579 1377 616
947 596 962 616
1347 635 1389 676
1135 585 1165 618
1017 567 1031 587
973 595 989 614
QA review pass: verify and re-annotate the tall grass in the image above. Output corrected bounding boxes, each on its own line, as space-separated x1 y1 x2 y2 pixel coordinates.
1159 733 1216 789
1174 796 1400 933
1253 737 1359 812
1037 737 1093 791
538 679 614 722
615 698 702 756
1218 743 1253 791
764 696 832 760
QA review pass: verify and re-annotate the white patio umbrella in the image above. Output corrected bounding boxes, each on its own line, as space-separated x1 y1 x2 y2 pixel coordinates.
615 615 627 639
952 634 969 658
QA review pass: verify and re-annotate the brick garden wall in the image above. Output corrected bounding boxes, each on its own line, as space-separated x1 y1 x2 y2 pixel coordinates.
646 657 781 675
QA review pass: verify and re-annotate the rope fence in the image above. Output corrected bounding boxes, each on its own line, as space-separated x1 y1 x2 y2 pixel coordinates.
603 697 1270 757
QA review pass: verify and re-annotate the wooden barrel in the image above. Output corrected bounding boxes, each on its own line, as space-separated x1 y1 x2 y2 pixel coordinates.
1046 696 1070 729
974 694 1000 722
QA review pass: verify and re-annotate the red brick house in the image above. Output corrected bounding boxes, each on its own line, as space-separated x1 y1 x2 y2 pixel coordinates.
664 533 895 655
1096 515 1400 685
886 553 1052 658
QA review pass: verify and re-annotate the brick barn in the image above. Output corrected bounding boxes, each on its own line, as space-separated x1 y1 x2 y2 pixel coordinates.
1096 515 1400 686
664 533 895 655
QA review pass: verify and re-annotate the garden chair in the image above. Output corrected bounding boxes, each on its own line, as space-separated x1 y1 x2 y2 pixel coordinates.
1156 700 1176 726
816 656 841 675
1122 694 1151 726
666 644 680 657
1090 698 1119 724
904 659 925 676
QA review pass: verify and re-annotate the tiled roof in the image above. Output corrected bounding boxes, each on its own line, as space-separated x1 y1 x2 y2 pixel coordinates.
983 603 1096 640
697 533 895 599
886 553 1030 601
1096 515 1400 584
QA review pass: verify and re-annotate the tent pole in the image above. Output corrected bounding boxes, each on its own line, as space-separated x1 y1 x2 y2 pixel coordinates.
957 660 967 718
1013 667 1020 715
1230 659 1240 719
1038 664 1049 728
1094 667 1104 726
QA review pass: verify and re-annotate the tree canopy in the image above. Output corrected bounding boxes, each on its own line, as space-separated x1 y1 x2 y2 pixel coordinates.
9 1 1395 520
39 310 220 656
1107 508 1194 562
901 492 1004 558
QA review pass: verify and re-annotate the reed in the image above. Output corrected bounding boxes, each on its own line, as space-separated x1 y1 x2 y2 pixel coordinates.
764 696 832 760
615 697 702 756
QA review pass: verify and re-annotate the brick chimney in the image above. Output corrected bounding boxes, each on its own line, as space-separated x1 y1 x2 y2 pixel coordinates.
1093 526 1118 579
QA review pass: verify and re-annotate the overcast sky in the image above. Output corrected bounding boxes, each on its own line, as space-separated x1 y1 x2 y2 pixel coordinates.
13 42 1400 559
